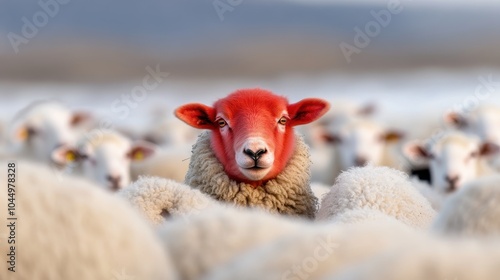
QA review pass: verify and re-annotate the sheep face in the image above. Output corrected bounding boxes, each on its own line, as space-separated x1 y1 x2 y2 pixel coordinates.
175 89 329 185
52 135 156 191
322 118 403 169
10 102 90 163
404 134 499 194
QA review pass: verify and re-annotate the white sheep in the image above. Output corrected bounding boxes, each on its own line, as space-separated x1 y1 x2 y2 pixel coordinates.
119 176 221 226
8 100 92 164
158 207 305 280
316 166 436 229
0 161 176 280
318 116 406 184
52 129 156 191
333 236 500 280
403 131 499 194
432 175 500 237
203 220 418 280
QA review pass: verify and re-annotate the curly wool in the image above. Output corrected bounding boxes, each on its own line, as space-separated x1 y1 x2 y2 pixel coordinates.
316 166 436 229
432 175 500 237
185 132 317 219
120 176 221 226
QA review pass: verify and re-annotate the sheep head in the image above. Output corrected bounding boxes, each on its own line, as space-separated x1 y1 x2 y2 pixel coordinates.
175 88 330 185
404 133 500 194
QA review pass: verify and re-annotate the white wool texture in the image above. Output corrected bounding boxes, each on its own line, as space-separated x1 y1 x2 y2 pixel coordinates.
158 207 304 280
432 175 500 237
185 132 317 219
316 166 436 229
120 176 221 226
203 221 418 280
0 161 176 280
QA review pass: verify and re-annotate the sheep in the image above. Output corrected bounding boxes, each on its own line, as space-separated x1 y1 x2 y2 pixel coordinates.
403 131 499 194
175 88 330 219
318 116 406 184
432 175 500 237
51 129 156 191
157 207 305 280
119 176 221 226
316 166 436 229
0 161 176 280
203 219 419 280
333 236 500 280
8 100 92 164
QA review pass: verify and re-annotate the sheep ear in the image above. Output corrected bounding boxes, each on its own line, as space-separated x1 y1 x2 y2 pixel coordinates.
382 130 404 143
175 103 216 130
288 98 330 126
479 142 500 157
403 141 432 162
71 111 92 127
444 112 467 128
128 141 157 161
52 146 81 166
358 103 376 116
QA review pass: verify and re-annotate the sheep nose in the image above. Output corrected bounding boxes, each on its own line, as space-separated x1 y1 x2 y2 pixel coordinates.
354 156 367 167
106 175 122 191
243 148 267 161
445 175 460 189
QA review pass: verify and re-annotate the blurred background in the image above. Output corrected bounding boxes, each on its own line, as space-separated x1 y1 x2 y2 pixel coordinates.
1 0 500 129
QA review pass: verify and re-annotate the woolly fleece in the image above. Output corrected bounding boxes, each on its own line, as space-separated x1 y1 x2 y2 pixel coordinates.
0 161 176 280
185 131 317 218
120 176 221 226
316 166 436 229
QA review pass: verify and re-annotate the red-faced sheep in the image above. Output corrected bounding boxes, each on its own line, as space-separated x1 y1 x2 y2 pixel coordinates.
174 88 330 218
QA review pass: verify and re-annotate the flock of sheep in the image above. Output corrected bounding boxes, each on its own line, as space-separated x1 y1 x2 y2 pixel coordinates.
1 88 500 279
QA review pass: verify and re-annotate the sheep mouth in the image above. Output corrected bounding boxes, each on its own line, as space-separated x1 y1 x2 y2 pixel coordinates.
239 166 271 181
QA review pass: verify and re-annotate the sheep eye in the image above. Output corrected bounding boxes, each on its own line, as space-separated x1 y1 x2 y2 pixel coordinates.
278 117 287 125
217 119 227 128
